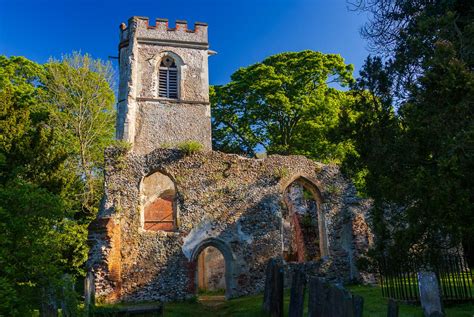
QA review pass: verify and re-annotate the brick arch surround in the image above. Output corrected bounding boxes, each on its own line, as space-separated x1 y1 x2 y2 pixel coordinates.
282 175 330 259
190 238 236 299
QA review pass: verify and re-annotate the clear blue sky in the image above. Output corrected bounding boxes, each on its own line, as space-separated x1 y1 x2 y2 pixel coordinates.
0 0 370 85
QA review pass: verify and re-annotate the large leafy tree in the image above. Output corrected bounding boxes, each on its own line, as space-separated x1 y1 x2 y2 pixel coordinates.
212 50 355 163
0 54 115 315
0 56 73 315
343 0 474 263
44 52 116 217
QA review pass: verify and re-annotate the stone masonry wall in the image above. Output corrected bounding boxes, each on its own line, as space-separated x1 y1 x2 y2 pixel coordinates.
116 17 212 154
87 148 373 303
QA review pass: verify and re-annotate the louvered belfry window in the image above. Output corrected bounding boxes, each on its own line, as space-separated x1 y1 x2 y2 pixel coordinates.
159 56 178 99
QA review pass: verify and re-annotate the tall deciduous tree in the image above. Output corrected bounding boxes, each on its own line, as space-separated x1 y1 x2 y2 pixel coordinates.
212 50 355 163
0 56 72 315
0 53 116 315
43 52 115 217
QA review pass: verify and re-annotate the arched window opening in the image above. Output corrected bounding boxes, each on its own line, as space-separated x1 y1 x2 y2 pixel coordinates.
158 56 178 99
283 179 324 262
141 171 177 231
197 246 226 295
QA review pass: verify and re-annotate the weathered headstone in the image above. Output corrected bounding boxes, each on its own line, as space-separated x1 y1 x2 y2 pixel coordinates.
387 298 399 317
262 258 284 317
288 269 306 317
84 271 95 313
327 285 339 316
270 262 284 317
308 277 328 317
418 271 444 317
352 294 364 317
263 259 277 313
343 287 357 317
309 279 364 317
328 284 349 317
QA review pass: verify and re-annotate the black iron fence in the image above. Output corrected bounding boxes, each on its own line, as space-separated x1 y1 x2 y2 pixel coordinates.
379 253 474 302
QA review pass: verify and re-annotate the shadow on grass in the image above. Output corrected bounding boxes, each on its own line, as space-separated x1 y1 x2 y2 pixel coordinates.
92 286 474 317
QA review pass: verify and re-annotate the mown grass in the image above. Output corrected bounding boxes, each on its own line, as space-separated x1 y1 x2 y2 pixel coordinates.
93 285 473 317
347 285 474 317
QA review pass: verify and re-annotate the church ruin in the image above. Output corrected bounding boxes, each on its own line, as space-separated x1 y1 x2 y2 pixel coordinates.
87 16 373 304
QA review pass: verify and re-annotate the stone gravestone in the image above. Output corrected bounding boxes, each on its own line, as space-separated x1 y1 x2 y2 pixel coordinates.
308 277 329 317
84 271 95 313
327 285 341 316
417 271 444 317
308 278 363 317
352 294 364 317
263 258 278 313
387 298 399 317
328 284 351 317
288 269 306 317
262 258 284 317
270 262 284 317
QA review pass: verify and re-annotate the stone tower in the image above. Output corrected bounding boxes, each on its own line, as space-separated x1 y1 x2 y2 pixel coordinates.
117 17 212 154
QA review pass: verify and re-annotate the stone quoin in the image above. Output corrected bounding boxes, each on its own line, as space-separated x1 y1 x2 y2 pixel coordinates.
86 16 374 304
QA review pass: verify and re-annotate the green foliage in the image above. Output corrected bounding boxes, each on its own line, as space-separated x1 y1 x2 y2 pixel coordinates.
0 54 115 314
343 1 474 263
43 52 116 217
111 140 132 170
178 140 204 155
273 166 289 179
211 50 356 163
300 213 313 227
113 140 132 153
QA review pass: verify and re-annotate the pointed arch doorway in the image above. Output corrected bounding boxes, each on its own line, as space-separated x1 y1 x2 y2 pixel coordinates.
282 176 329 262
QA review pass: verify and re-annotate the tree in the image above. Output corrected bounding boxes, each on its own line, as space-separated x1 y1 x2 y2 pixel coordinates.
344 0 474 263
0 56 72 315
0 54 116 315
350 0 474 100
43 52 115 217
211 50 356 163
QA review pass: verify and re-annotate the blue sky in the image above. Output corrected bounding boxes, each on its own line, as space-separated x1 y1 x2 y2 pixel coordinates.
0 0 370 85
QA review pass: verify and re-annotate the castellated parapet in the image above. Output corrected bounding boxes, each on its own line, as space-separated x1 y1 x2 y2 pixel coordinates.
117 16 212 154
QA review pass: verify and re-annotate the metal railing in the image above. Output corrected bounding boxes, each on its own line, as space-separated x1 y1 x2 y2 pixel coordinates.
379 253 474 302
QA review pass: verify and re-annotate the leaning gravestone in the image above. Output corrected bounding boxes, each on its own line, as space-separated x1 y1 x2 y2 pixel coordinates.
288 269 306 317
418 271 444 317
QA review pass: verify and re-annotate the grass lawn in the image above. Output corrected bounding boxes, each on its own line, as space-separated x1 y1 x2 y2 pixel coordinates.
95 285 473 316
347 285 474 317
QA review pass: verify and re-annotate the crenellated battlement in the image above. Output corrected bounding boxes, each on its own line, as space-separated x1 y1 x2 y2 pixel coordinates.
120 16 208 47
